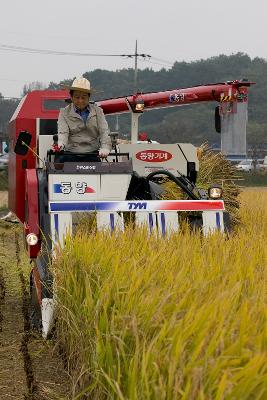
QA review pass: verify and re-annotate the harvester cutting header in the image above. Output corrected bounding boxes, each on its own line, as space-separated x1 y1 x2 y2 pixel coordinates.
8 78 253 338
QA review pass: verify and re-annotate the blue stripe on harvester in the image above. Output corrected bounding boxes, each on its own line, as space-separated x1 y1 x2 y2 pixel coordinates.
50 202 114 212
110 213 115 232
148 213 153 233
54 214 59 235
160 213 166 237
216 212 221 229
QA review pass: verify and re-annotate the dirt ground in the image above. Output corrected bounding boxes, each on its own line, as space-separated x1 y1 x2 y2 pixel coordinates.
0 197 71 399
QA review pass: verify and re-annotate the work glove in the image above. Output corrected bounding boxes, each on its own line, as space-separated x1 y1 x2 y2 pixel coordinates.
99 148 109 158
51 144 63 153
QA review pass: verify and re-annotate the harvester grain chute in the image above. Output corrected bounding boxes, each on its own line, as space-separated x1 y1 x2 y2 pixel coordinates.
8 79 253 338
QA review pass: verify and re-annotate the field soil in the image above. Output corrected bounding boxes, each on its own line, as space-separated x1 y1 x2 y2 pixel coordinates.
0 193 71 400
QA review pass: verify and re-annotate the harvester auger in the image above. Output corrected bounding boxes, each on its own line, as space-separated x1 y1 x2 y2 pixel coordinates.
8 79 253 338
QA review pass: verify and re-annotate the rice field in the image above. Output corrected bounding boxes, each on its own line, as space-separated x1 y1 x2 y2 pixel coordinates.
55 189 267 399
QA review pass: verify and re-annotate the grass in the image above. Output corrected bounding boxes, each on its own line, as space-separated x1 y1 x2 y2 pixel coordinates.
237 171 267 187
55 189 267 399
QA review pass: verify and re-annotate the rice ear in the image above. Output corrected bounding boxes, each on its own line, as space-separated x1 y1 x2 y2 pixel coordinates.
162 144 241 226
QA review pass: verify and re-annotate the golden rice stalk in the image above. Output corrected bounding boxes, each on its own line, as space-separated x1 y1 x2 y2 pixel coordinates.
162 144 241 226
55 190 267 399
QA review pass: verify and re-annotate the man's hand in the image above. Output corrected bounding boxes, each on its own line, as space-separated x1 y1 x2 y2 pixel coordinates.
99 148 109 158
51 144 63 153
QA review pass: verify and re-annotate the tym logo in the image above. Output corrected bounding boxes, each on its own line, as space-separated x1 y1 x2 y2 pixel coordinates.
128 202 147 210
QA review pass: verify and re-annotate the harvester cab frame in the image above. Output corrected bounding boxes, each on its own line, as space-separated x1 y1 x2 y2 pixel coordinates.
9 80 253 338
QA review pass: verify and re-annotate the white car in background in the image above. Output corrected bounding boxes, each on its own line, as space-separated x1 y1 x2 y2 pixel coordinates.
235 159 263 172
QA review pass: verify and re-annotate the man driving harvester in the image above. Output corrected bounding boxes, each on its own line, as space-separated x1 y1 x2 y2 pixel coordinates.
54 77 112 162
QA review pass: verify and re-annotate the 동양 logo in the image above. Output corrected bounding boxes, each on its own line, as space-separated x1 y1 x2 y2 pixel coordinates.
53 182 95 194
135 150 173 163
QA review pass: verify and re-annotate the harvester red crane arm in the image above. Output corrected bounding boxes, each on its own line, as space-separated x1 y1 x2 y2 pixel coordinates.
98 80 254 115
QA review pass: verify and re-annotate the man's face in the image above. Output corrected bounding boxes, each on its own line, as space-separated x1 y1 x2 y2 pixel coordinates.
72 91 90 110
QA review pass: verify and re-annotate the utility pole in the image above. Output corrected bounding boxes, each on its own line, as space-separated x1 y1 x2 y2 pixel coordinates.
134 40 138 93
115 115 119 131
124 40 150 93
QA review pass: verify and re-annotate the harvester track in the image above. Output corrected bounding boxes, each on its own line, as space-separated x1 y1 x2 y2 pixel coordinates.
0 233 6 334
0 265 5 333
0 222 71 400
15 232 37 399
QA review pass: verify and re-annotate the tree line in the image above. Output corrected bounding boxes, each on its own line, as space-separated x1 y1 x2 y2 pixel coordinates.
0 52 266 146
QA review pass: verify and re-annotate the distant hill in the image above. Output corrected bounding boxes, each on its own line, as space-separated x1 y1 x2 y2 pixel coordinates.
1 53 266 146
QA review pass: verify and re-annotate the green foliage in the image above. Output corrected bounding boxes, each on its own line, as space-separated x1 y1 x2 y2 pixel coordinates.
0 98 19 134
0 53 266 145
81 53 267 145
237 171 267 187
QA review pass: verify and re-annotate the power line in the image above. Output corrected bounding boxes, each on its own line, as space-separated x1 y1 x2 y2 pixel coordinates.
141 59 173 68
139 57 174 68
0 43 151 59
0 42 175 68
150 56 174 65
0 42 174 95
0 44 173 65
0 43 171 66
0 42 151 93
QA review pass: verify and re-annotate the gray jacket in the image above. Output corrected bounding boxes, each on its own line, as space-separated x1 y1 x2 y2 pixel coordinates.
57 103 112 153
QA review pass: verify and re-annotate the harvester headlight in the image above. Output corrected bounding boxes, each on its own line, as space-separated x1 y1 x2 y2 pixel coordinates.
134 99 145 112
208 185 223 199
26 233 38 246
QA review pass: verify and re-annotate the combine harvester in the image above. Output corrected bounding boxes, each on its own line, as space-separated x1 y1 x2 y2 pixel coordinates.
8 79 253 338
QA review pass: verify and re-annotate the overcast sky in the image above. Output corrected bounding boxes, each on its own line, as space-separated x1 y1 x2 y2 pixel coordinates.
0 0 266 98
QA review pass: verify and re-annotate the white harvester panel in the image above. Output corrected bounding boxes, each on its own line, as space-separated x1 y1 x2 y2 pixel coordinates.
48 173 131 201
117 143 199 178
101 175 131 199
47 161 133 246
49 174 100 201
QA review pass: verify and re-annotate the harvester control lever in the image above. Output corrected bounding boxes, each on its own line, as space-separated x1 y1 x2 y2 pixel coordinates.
50 134 63 153
108 132 119 148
